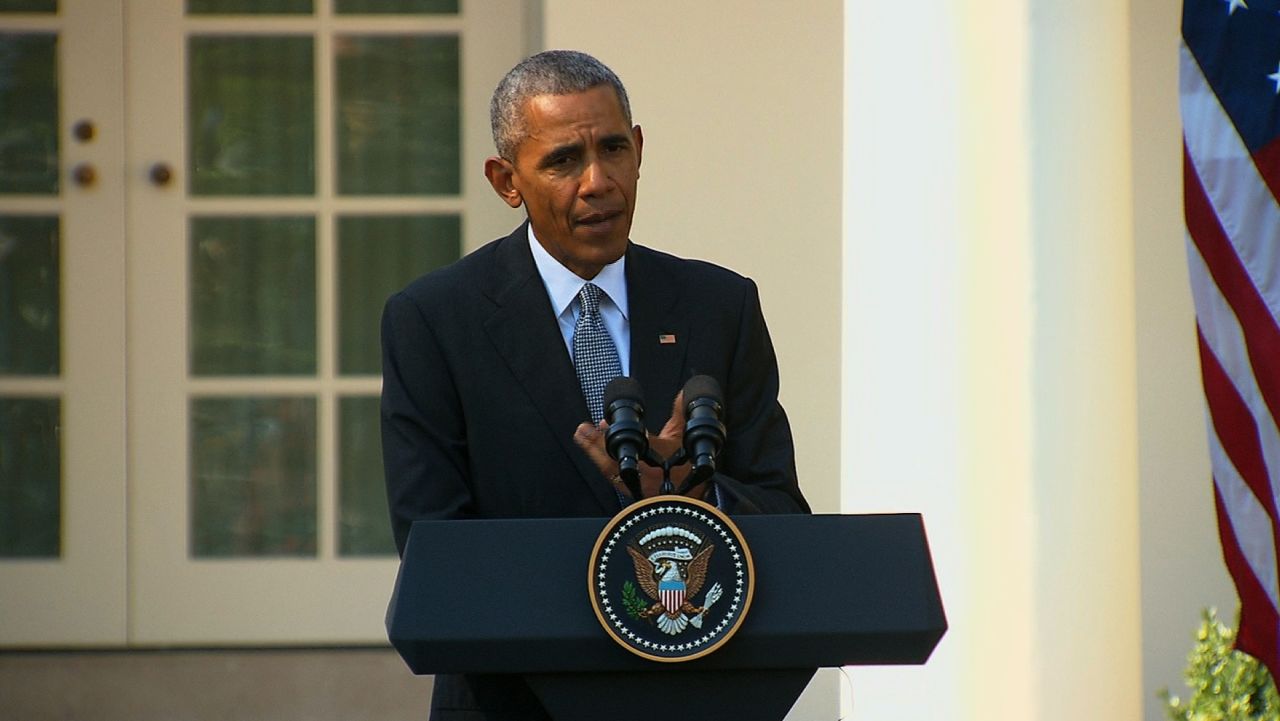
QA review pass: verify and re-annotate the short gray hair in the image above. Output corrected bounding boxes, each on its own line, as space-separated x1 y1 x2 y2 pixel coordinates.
490 50 633 161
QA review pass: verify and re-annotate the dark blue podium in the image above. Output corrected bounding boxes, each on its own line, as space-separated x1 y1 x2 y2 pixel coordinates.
387 513 946 721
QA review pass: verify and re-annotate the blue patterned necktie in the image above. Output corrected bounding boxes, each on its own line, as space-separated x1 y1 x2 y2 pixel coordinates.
573 282 623 423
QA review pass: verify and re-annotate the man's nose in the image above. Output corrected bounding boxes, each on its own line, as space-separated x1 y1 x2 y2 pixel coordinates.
579 157 611 196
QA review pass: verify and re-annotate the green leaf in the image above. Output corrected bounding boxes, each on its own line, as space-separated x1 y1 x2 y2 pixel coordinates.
1158 608 1279 720
621 580 647 620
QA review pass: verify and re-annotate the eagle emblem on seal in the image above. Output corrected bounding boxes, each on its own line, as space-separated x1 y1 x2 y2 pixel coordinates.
625 526 724 635
588 496 753 661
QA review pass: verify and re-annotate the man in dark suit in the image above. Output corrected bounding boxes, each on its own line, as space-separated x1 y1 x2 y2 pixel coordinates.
381 50 808 721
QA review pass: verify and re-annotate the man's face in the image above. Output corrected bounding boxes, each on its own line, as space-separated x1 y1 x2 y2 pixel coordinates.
486 85 643 279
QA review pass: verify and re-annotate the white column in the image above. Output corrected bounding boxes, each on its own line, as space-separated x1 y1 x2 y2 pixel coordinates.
1027 2 1142 719
843 0 1141 718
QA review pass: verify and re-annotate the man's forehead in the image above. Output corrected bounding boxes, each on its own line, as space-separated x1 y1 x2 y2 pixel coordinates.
520 85 629 127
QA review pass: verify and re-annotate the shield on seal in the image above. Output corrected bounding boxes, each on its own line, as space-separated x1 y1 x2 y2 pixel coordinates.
658 578 685 614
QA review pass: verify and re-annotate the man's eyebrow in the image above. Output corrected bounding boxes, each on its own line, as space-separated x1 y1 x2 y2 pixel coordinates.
600 133 632 148
538 142 582 169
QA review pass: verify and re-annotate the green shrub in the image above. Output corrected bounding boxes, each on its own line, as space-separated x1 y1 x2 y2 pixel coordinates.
1159 608 1279 720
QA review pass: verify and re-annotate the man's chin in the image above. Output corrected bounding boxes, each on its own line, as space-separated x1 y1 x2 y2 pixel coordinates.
572 226 629 254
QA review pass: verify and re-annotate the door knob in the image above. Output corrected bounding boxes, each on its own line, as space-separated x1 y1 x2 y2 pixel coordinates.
71 163 96 187
150 163 173 187
72 119 94 142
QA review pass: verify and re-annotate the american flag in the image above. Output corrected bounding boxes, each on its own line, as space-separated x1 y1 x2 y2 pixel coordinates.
1182 0 1280 681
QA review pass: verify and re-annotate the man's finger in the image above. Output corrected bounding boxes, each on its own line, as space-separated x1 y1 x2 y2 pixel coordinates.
573 421 617 478
657 390 686 438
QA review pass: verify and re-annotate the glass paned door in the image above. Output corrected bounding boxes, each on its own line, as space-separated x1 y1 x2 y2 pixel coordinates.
0 32 58 194
0 0 127 645
186 0 312 14
335 34 458 195
126 0 528 644
188 35 315 196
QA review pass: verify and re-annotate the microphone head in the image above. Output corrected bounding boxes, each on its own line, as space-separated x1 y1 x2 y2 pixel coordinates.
682 375 723 406
604 376 645 415
603 376 648 471
681 375 726 473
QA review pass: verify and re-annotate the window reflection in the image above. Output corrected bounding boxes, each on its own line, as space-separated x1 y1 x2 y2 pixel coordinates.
0 397 60 558
191 396 317 557
189 36 315 196
335 35 459 195
190 216 316 376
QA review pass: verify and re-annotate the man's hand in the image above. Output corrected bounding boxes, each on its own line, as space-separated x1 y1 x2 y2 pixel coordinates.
573 391 708 502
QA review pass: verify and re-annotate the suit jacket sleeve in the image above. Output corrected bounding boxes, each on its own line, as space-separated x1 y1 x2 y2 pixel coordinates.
712 278 809 515
380 289 475 555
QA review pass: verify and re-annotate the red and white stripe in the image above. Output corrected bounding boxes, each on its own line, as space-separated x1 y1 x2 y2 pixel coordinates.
1182 40 1280 679
661 589 685 614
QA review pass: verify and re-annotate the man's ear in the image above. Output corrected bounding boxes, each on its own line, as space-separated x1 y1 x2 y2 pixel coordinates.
632 125 644 172
484 156 523 208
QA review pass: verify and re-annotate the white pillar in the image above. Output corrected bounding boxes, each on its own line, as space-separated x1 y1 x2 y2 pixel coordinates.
843 0 1141 718
1027 2 1142 719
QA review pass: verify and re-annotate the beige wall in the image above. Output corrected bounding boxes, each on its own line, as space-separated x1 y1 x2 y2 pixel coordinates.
539 0 846 517
1130 0 1237 715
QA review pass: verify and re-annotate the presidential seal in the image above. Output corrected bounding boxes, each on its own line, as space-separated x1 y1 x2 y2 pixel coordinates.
587 495 754 662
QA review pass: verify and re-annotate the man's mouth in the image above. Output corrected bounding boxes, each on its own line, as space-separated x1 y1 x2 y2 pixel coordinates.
576 210 622 228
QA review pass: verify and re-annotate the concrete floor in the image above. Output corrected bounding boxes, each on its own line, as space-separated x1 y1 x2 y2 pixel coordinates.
0 648 433 721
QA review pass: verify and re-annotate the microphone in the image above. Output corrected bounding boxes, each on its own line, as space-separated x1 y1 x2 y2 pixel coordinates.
681 375 726 484
604 377 648 499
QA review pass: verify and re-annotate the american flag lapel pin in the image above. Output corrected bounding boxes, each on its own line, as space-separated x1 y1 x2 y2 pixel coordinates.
658 333 677 345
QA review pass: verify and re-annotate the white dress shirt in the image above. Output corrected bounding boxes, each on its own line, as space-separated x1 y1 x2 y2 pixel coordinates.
528 226 631 376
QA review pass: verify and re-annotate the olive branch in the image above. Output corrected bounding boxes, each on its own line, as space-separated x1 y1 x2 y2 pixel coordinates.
621 581 648 619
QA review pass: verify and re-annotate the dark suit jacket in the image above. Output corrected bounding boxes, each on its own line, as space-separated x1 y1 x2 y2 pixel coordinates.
381 224 808 720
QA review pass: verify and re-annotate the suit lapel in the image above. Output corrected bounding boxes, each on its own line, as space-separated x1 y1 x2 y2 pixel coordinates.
626 244 690 432
481 227 619 512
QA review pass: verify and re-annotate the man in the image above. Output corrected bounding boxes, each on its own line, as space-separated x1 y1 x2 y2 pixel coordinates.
382 50 808 721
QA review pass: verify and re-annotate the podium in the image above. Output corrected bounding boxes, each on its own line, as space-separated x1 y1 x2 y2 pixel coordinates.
387 513 946 721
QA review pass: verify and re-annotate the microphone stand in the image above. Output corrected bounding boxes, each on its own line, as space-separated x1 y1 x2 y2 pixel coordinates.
659 450 682 496
647 448 710 498
624 444 713 500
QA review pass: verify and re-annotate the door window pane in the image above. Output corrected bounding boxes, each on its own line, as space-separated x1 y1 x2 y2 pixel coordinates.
0 33 58 194
187 0 312 14
0 1 56 14
189 36 315 196
0 216 59 375
338 396 392 555
335 0 457 13
335 35 459 195
0 397 60 558
191 396 317 557
190 216 316 376
336 214 458 374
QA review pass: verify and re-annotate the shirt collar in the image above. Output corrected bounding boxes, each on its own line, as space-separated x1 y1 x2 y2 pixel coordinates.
528 225 629 320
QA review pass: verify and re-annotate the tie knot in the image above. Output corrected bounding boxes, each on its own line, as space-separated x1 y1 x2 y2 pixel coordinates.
578 282 604 314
